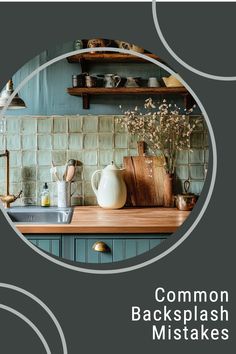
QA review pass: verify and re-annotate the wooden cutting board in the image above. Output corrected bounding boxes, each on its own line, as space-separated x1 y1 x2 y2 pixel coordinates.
123 142 166 206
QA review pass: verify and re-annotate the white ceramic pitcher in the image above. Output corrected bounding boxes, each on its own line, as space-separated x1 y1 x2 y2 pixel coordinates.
104 74 121 88
91 162 127 209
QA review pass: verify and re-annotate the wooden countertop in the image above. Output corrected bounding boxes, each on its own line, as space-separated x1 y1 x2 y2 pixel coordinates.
17 206 190 234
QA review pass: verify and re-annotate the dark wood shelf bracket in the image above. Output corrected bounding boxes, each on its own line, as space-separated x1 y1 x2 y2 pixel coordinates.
66 53 195 110
82 93 90 109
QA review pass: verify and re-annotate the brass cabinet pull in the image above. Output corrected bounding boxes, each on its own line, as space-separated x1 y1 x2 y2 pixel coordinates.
92 241 110 253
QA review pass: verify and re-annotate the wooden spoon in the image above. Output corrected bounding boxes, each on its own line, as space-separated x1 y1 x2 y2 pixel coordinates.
65 159 76 182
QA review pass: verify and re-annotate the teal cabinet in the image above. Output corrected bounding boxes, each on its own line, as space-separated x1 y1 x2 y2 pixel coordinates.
26 235 61 257
25 234 169 263
74 237 166 263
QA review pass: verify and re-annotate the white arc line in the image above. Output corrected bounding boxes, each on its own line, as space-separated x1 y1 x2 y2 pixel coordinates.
0 283 67 354
0 304 51 354
152 0 236 81
0 47 217 274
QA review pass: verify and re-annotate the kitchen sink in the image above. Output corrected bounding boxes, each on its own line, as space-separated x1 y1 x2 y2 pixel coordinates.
6 206 73 224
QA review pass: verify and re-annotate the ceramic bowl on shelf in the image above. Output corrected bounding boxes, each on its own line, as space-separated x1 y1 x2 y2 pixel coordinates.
124 77 141 88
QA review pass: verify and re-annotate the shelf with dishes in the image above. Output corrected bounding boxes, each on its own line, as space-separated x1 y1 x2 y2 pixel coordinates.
66 51 195 109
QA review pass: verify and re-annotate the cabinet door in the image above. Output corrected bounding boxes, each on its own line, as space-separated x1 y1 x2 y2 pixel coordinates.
26 235 61 257
25 234 168 262
74 237 167 264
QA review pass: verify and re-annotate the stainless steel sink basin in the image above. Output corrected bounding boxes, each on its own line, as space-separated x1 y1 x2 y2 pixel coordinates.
6 206 73 224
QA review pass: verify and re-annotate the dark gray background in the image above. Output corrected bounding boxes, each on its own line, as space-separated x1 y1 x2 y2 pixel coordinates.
0 2 235 353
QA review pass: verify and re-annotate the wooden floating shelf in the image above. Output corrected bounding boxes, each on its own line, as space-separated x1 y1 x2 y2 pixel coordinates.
66 52 195 109
68 87 188 95
67 87 191 109
67 53 162 64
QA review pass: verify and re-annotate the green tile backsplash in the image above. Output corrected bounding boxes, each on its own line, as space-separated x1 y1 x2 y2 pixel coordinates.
0 115 209 206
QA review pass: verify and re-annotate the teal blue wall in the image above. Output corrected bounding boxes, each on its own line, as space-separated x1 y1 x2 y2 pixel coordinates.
9 40 194 116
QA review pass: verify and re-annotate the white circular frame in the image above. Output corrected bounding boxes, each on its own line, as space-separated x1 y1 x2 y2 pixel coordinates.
0 47 217 274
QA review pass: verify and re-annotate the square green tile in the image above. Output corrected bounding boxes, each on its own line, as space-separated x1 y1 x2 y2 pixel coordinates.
204 132 209 147
175 165 189 180
128 149 138 156
0 156 5 168
115 133 128 148
74 166 83 181
37 117 52 133
83 166 98 181
84 181 94 196
84 134 98 149
53 134 68 150
6 117 20 133
22 182 37 198
53 117 67 133
0 168 5 182
187 180 205 195
176 150 189 164
69 134 83 150
189 165 205 180
67 150 83 162
205 149 209 163
71 197 83 206
52 151 67 166
98 116 114 132
98 134 113 149
38 135 52 149
22 118 37 134
51 182 58 198
99 150 113 165
22 135 37 150
6 134 21 150
71 181 82 196
10 167 22 183
68 116 82 133
190 133 204 148
11 183 22 195
38 166 52 182
128 134 138 149
21 167 36 181
114 116 127 133
83 151 97 165
37 151 52 166
83 116 98 132
189 149 204 164
84 196 97 206
0 135 5 150
22 151 36 166
10 151 22 167
114 149 128 166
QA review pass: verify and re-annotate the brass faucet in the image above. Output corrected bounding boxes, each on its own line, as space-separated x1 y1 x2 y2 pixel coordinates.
0 150 22 208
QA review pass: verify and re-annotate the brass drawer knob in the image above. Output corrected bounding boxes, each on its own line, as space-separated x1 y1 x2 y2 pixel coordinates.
92 241 110 253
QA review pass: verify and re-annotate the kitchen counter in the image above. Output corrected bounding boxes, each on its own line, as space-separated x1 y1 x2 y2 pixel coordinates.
16 206 190 234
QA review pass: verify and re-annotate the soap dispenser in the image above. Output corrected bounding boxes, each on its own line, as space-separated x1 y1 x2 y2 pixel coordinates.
41 182 50 207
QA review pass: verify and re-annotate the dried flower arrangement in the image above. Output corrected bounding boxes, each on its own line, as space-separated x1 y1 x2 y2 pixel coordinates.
118 98 197 175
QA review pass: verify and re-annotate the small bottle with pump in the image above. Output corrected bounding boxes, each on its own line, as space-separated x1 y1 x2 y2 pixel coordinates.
41 182 50 207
